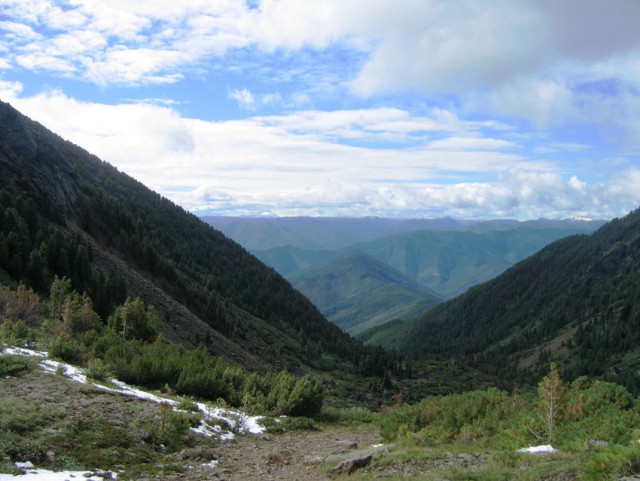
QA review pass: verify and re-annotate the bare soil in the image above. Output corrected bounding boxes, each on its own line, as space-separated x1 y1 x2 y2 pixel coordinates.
175 426 381 481
1 365 382 480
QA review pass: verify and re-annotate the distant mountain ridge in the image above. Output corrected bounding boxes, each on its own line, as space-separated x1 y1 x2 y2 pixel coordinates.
203 215 603 251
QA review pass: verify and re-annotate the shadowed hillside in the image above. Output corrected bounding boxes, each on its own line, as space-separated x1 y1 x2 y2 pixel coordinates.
0 99 394 376
382 207 640 392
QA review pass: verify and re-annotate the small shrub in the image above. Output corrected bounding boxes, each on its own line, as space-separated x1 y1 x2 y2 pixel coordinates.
49 337 87 365
176 399 200 412
257 416 317 433
86 358 109 382
584 444 640 481
316 406 376 424
279 416 317 431
152 410 199 451
258 416 284 434
0 355 31 377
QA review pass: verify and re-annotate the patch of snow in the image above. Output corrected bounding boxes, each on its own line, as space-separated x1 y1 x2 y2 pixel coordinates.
190 420 235 441
196 403 264 435
517 444 558 453
2 347 47 358
2 345 279 477
107 379 178 405
0 465 107 480
40 359 88 383
202 459 219 468
2 345 263 440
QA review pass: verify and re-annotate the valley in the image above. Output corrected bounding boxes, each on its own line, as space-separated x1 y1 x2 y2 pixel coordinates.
2 100 640 480
204 216 601 335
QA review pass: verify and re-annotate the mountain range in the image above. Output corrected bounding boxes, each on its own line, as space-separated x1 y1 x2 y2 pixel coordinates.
374 207 640 392
3 97 639 397
204 216 602 334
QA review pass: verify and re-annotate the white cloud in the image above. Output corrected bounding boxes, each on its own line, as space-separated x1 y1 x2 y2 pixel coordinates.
3 88 635 219
348 0 545 96
490 77 576 129
228 88 256 110
426 137 516 151
0 20 42 41
0 80 23 97
1 0 639 140
85 47 186 85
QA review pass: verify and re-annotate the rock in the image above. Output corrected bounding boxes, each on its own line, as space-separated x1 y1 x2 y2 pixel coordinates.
329 454 372 475
326 443 392 464
177 447 217 462
336 440 358 449
588 438 609 448
303 455 324 466
266 452 287 465
46 450 56 462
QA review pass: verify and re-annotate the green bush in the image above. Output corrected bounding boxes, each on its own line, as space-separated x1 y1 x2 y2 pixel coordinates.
49 337 87 365
584 444 640 481
86 357 109 382
0 355 31 377
107 297 159 342
316 406 376 424
380 388 519 445
102 335 324 416
258 416 317 433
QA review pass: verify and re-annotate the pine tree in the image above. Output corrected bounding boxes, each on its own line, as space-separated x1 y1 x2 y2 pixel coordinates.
538 362 565 445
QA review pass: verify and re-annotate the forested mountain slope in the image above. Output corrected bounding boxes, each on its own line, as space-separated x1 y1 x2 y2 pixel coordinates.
255 226 599 299
0 100 391 375
386 207 640 391
289 251 442 335
341 227 595 298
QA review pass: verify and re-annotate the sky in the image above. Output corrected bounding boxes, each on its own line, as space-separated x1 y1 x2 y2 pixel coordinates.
1 0 639 220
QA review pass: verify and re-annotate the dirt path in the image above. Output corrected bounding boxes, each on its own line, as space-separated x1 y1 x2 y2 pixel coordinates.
176 425 382 481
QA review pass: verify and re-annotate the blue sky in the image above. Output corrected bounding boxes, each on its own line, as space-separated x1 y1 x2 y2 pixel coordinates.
1 0 639 220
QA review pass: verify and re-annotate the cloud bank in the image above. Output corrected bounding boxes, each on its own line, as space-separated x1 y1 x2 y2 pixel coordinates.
1 0 639 219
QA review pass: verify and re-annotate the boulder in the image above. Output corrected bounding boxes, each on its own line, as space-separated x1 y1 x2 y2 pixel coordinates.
329 454 372 475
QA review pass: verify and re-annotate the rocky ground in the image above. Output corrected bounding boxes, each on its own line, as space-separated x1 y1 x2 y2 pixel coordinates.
174 425 382 481
1 364 385 480
3 363 637 481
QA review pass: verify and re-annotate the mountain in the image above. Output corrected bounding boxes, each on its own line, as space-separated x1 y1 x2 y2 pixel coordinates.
254 246 336 277
256 226 600 299
288 251 442 336
203 215 603 252
202 216 487 251
383 207 640 392
0 99 392 376
346 227 599 298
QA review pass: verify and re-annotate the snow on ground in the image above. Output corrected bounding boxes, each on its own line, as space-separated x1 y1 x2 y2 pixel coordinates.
517 444 558 453
1 346 264 438
0 464 107 481
1 345 267 478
